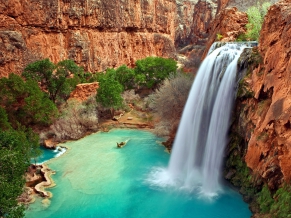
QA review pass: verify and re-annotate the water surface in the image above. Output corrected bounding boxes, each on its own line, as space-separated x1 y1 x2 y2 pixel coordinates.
25 129 251 218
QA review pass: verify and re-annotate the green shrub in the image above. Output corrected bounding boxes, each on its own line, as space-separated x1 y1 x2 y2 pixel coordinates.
134 57 177 89
115 65 136 90
270 185 291 217
245 2 271 41
0 107 11 130
257 185 274 213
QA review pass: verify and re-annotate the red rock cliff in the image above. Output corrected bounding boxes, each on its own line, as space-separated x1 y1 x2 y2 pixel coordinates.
244 0 291 187
0 0 177 77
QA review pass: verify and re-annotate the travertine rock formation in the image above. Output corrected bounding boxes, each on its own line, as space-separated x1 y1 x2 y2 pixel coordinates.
244 0 291 186
0 0 177 77
69 82 99 101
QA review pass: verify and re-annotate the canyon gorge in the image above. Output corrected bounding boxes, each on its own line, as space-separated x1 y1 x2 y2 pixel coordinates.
1 0 291 217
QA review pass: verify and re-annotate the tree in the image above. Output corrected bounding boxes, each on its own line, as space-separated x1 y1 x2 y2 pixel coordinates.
0 129 40 218
22 59 83 103
245 2 271 41
115 65 136 90
0 107 11 130
149 72 193 135
134 57 177 89
0 74 58 127
51 59 84 102
96 76 123 118
22 58 55 90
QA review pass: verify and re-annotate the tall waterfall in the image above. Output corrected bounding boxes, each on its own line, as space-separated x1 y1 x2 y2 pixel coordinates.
167 43 248 196
147 43 251 198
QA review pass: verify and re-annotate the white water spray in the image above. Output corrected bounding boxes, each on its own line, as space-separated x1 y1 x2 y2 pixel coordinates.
148 43 252 197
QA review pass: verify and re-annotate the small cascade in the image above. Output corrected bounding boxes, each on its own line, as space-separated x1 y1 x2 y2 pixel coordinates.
148 42 252 197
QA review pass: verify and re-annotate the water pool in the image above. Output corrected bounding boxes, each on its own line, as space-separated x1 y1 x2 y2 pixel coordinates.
25 129 251 218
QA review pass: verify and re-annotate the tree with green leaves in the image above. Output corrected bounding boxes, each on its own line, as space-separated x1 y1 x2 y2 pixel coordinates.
0 107 11 130
134 57 177 89
115 65 136 90
96 75 123 118
23 59 83 103
245 2 271 41
0 74 58 127
0 128 40 218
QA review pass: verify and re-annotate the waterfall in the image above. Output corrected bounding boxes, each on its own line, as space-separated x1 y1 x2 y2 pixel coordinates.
167 43 249 196
147 42 252 198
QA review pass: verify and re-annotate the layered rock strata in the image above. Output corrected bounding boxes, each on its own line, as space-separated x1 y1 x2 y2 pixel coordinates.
0 0 177 77
244 0 291 186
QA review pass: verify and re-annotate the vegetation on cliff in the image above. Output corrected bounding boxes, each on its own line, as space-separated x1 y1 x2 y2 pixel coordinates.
237 2 271 41
226 45 291 217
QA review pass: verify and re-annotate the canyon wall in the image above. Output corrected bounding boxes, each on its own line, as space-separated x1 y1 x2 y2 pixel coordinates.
175 0 217 48
243 0 291 187
215 0 291 196
0 0 177 77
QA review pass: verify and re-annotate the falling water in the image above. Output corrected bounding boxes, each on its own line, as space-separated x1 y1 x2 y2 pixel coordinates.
168 43 251 196
149 43 252 197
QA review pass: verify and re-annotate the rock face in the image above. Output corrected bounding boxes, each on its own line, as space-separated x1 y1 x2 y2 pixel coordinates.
175 0 217 48
175 0 219 73
0 0 177 77
243 0 291 187
202 7 248 58
69 82 99 101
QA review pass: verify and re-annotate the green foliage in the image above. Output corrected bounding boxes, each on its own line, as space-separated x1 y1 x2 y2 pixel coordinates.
237 78 254 99
245 2 271 41
225 133 257 196
0 129 40 218
0 74 58 127
270 185 291 217
115 65 136 90
134 57 177 89
257 185 274 213
0 107 12 130
22 58 55 88
236 33 248 42
96 75 123 117
216 33 223 41
23 59 83 103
